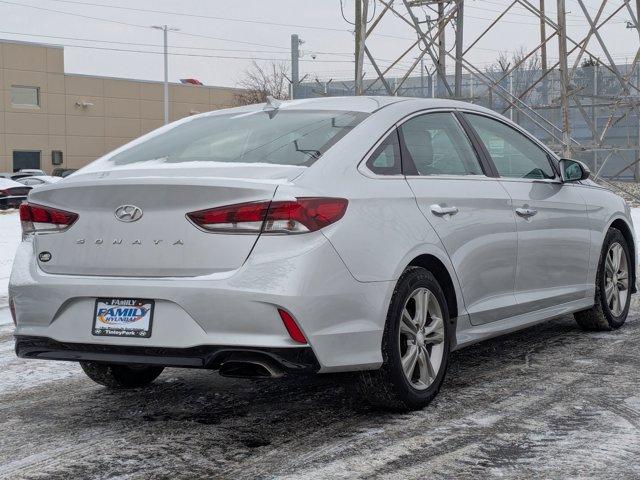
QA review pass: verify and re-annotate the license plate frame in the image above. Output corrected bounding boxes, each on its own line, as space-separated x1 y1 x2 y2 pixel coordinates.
92 298 155 338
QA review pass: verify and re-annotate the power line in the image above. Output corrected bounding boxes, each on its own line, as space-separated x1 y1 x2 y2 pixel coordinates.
0 0 292 51
0 38 358 63
0 30 291 55
33 0 353 33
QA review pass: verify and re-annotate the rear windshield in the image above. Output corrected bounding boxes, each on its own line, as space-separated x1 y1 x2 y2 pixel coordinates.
90 109 368 169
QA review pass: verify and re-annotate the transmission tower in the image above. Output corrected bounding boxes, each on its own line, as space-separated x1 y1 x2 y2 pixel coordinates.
350 0 640 187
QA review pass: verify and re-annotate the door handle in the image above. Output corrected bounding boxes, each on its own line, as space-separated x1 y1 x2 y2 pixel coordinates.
430 204 459 216
515 207 538 218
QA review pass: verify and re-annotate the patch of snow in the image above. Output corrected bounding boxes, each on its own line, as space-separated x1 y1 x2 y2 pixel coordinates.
632 208 640 241
0 212 20 312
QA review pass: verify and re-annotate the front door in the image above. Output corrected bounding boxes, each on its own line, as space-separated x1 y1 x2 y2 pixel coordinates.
400 111 518 325
463 113 590 313
13 150 41 172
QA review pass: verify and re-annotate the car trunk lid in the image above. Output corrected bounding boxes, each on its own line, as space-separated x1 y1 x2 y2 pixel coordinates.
29 166 301 277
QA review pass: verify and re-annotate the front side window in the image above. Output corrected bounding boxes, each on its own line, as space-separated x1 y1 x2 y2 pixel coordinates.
11 86 39 107
85 109 368 171
399 112 482 176
465 114 555 180
365 130 401 175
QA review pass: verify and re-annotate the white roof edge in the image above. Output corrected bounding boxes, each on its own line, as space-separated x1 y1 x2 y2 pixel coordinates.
0 38 64 50
63 72 243 91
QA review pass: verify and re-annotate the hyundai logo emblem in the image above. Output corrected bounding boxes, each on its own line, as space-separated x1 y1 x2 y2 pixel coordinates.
114 205 143 222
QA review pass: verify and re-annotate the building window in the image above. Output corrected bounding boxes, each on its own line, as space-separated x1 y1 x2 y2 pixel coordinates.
11 86 40 108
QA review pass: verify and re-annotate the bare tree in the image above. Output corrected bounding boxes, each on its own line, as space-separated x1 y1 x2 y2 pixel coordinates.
234 61 290 106
485 47 542 102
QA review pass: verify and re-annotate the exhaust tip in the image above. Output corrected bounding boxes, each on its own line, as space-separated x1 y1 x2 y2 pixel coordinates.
218 354 284 379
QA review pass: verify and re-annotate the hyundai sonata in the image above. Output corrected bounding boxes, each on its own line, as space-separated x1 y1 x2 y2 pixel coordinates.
10 96 635 410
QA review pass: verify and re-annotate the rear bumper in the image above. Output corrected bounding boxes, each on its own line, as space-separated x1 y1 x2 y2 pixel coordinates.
10 233 393 372
15 335 319 373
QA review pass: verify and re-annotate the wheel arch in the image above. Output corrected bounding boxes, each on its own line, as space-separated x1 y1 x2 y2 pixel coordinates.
608 218 637 293
407 254 459 320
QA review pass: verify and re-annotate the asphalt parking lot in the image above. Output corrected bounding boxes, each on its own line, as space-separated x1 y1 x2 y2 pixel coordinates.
1 298 640 479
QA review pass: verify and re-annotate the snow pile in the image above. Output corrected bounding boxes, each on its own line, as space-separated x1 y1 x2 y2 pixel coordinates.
0 212 20 325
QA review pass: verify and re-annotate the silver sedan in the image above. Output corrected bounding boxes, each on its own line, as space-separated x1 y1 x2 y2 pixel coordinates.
10 96 635 410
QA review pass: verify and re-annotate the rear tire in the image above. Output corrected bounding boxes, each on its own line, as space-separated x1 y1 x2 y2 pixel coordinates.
80 362 164 389
357 266 452 411
574 228 632 331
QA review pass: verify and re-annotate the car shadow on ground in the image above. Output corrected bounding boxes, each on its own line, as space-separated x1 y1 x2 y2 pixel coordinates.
53 314 599 425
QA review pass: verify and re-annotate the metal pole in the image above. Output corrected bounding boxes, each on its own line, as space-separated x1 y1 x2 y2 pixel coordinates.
354 0 368 95
593 64 598 172
454 0 464 98
163 26 169 124
539 0 547 70
152 25 178 125
437 0 446 97
291 34 299 99
509 72 514 120
557 0 572 157
431 71 436 98
540 0 549 104
420 56 425 97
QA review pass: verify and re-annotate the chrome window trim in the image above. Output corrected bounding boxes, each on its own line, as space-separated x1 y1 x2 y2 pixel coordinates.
455 108 561 182
358 108 488 180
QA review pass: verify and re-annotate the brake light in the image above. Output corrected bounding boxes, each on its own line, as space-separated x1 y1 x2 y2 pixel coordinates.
278 308 307 344
187 197 348 234
20 202 78 235
0 189 7 198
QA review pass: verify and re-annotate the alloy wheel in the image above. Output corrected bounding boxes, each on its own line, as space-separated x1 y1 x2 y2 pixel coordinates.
604 242 629 316
398 287 445 390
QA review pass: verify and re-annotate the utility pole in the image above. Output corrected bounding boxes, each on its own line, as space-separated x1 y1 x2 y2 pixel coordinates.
539 0 548 104
454 0 464 98
556 0 572 157
420 56 425 97
152 24 179 125
436 1 447 98
291 34 300 99
354 0 368 95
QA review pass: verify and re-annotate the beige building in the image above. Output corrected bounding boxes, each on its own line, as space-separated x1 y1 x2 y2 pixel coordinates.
0 39 243 174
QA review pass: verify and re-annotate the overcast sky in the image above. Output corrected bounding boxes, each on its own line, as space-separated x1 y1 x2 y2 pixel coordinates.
0 0 636 87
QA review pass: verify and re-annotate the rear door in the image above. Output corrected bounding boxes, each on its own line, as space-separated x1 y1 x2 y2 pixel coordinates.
463 112 590 312
402 111 518 325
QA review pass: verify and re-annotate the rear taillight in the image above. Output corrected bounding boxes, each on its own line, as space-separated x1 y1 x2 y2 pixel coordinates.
0 189 6 197
20 202 78 235
187 197 348 234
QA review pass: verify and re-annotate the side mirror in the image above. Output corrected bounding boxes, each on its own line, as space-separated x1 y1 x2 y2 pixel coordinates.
559 158 590 182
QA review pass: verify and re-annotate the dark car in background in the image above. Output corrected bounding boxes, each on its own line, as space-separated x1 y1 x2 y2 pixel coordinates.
51 168 77 178
0 178 32 210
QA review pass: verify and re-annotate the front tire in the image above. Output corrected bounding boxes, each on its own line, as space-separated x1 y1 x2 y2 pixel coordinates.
80 362 164 389
357 267 452 411
574 227 632 331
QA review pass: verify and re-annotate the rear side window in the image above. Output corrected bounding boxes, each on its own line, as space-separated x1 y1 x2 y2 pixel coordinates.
86 110 369 170
465 114 555 180
399 112 483 176
365 130 401 175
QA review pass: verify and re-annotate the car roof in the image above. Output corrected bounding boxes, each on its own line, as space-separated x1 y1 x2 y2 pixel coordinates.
0 177 26 188
258 96 495 114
